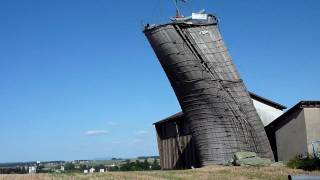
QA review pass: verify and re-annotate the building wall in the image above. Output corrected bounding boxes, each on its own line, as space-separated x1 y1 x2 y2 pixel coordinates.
156 134 198 169
276 109 308 161
155 117 199 169
304 108 320 155
252 99 284 126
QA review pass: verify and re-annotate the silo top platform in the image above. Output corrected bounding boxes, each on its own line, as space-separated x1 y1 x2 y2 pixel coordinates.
143 13 218 32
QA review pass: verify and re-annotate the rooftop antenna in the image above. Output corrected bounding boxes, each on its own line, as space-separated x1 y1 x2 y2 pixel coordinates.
173 0 187 18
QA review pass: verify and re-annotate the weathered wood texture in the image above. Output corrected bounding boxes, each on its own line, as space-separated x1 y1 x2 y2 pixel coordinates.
145 22 274 166
155 116 199 169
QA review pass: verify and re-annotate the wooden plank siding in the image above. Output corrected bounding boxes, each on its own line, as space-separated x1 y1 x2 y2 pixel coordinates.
155 116 199 170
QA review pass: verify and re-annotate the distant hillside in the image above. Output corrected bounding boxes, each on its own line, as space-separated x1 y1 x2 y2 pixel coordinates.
137 156 159 160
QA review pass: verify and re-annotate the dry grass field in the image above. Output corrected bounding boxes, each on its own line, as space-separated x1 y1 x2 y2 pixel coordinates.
1 166 320 180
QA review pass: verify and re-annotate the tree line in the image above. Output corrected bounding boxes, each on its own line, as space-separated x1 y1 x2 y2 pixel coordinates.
0 167 28 174
117 159 161 171
0 159 161 174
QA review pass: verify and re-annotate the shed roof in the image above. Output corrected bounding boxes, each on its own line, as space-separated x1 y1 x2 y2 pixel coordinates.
249 92 286 110
153 112 184 125
266 101 320 131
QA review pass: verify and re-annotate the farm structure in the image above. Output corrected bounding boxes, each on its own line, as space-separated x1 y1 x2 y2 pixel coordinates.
266 101 320 161
144 13 275 166
154 93 286 169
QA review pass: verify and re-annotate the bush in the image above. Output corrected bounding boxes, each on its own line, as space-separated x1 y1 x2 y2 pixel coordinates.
118 159 160 171
287 156 320 171
64 163 75 171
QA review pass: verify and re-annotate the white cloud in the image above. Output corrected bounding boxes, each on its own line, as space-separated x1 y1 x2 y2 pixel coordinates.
84 130 107 136
135 130 148 135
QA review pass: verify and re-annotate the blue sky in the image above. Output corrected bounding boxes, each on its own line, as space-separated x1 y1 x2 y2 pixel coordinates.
0 0 319 162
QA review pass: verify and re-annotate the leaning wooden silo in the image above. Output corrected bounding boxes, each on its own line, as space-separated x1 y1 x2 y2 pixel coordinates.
143 14 274 165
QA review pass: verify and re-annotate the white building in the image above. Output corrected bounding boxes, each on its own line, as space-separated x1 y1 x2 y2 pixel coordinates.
28 166 37 174
89 168 95 173
99 169 105 173
83 169 88 174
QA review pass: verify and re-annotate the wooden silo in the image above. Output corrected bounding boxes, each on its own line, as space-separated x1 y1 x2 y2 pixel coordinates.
144 13 274 165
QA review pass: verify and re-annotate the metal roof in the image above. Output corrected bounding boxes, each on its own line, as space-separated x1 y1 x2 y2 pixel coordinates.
266 101 320 131
249 92 287 110
153 112 184 125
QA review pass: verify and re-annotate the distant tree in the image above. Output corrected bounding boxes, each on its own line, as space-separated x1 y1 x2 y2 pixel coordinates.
118 160 154 171
151 159 161 170
37 165 44 171
143 159 150 170
64 163 75 171
0 167 29 174
120 162 130 171
134 160 143 171
94 164 105 170
36 165 48 173
21 166 27 174
79 164 87 171
109 166 119 171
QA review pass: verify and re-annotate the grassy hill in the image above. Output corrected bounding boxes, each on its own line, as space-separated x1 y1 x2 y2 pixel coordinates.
1 165 320 180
